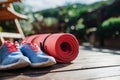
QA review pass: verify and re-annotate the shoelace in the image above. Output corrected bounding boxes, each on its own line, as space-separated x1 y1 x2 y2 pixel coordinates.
30 43 40 52
4 41 19 52
22 41 40 52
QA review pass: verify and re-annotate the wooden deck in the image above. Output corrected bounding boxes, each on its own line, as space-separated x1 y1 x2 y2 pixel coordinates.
1 46 120 80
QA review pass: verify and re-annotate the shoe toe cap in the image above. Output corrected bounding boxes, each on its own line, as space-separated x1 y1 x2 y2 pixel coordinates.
1 53 30 65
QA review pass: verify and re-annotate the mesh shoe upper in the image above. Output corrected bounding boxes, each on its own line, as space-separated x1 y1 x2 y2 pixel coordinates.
20 43 49 63
0 41 28 65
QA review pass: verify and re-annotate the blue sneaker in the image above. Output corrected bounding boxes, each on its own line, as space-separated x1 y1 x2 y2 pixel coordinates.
20 43 56 68
0 41 30 70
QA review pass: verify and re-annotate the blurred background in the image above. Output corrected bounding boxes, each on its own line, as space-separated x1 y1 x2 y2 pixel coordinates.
0 0 120 49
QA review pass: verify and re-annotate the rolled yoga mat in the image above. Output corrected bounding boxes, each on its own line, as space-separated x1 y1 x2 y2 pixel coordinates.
23 33 79 63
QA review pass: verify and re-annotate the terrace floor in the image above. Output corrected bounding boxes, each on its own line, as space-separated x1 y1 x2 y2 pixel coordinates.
1 45 120 80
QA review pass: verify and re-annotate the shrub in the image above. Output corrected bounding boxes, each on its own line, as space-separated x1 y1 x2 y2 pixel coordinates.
97 17 120 39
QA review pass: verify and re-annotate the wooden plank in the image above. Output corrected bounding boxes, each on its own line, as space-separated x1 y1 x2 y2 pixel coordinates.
0 0 25 44
0 36 5 43
14 19 25 39
2 75 40 80
51 56 120 72
38 66 120 80
0 32 23 38
0 7 28 21
0 0 21 5
94 76 120 80
1 48 120 77
1 47 120 80
3 66 120 80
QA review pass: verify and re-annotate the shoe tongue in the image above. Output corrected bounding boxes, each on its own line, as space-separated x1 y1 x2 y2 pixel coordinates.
14 41 19 47
30 43 40 52
21 40 26 45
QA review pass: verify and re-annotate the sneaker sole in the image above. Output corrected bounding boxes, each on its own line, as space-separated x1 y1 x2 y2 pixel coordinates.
31 57 56 68
0 57 30 70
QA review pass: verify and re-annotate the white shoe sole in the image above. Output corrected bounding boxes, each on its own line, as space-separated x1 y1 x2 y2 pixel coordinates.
0 57 30 70
31 57 56 68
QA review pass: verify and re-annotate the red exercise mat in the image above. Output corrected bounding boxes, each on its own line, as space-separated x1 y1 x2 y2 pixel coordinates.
24 33 79 63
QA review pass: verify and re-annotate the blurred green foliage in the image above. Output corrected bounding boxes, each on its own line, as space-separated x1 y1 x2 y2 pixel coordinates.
0 26 3 32
97 17 120 39
44 17 58 27
13 3 25 14
0 0 116 42
0 21 17 32
31 0 112 40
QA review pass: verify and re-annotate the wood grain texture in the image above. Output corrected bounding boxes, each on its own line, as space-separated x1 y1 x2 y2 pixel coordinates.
1 46 120 80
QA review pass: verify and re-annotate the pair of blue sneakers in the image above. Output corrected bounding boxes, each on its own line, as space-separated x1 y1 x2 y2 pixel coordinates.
0 41 56 70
